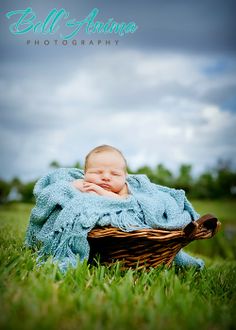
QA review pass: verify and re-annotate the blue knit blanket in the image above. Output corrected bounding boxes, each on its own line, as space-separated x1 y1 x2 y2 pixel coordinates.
25 168 204 272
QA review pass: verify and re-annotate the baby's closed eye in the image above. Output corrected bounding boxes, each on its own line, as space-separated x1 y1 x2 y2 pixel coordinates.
111 171 122 176
90 170 102 174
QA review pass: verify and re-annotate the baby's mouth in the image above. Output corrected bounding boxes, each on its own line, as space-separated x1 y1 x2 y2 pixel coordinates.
100 184 111 190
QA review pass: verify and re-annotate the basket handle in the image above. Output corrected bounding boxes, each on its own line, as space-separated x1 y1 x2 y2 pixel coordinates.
184 213 220 238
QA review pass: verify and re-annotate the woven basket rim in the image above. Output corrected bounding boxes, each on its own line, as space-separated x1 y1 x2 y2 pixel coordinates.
88 214 220 240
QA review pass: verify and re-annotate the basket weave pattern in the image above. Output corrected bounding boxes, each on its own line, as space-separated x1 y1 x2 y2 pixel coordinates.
88 214 221 269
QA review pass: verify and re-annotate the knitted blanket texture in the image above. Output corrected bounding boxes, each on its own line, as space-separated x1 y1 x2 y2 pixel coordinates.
25 168 204 272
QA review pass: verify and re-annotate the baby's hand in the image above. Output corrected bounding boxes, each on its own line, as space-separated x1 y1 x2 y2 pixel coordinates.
81 182 122 198
72 180 123 199
71 179 85 191
82 182 110 195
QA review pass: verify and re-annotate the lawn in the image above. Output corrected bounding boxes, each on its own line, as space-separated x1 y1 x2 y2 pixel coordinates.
0 201 235 330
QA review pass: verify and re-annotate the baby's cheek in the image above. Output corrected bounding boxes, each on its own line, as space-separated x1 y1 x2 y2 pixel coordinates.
93 176 102 184
85 174 96 184
116 178 126 187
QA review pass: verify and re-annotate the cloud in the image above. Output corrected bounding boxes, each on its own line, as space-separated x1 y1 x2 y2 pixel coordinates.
0 49 236 180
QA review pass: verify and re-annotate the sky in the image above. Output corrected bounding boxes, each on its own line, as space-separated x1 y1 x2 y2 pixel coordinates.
0 0 236 181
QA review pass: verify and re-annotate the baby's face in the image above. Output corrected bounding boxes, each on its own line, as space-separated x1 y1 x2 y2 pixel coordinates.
84 151 127 193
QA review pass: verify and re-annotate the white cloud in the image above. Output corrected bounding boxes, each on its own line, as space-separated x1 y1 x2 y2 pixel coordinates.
0 49 236 180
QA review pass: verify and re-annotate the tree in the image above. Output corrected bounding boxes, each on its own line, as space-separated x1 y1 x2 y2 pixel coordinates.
214 160 236 198
73 161 82 169
192 172 217 199
0 179 11 204
49 161 60 169
17 181 36 203
154 164 174 186
135 165 156 182
175 164 193 193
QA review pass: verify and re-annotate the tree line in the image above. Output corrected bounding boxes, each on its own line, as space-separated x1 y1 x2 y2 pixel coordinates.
0 159 236 204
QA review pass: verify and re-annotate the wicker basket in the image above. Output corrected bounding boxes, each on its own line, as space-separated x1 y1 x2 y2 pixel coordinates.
88 214 221 269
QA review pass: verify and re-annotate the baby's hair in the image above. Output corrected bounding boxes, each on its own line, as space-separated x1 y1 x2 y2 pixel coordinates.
84 145 128 172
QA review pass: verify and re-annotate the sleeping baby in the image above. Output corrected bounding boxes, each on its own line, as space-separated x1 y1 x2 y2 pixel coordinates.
71 145 129 199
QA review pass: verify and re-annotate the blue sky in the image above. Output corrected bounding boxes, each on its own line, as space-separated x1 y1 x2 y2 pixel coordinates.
0 0 236 181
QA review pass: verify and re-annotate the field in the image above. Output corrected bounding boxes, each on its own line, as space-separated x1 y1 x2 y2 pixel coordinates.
0 201 236 330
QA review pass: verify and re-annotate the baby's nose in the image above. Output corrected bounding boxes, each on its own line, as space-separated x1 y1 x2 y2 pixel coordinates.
101 172 111 180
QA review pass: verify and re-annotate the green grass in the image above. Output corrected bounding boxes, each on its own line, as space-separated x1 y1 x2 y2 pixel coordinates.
0 202 236 330
191 199 236 225
189 200 236 260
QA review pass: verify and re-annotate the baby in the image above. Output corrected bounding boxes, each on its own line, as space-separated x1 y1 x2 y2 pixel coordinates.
72 145 129 199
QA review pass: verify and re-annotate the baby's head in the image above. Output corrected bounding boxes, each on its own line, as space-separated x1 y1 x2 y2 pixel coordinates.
84 145 127 193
